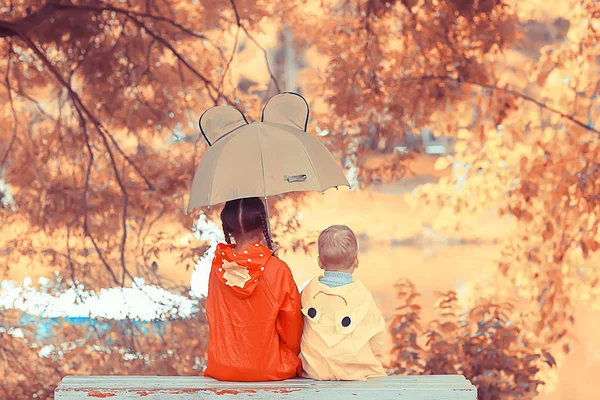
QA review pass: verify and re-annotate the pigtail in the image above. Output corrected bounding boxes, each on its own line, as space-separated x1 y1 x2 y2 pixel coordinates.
222 221 233 244
260 213 273 251
221 199 238 245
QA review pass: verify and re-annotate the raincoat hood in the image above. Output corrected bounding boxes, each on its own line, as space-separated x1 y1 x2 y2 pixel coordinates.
212 242 273 298
301 278 376 348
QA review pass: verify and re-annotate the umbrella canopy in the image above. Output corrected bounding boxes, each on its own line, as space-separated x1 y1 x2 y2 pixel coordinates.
187 93 349 213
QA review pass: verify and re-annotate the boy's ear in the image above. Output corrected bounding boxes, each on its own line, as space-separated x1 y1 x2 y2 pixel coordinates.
199 105 248 146
317 256 325 270
353 256 359 270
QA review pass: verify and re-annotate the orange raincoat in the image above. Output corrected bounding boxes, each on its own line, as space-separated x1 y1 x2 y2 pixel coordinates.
204 242 303 381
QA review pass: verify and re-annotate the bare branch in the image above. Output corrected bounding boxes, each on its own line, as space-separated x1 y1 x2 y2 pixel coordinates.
15 31 156 190
122 15 234 105
0 23 14 38
140 201 166 265
2 1 233 106
229 0 281 94
72 104 121 285
216 25 240 99
66 217 78 285
11 29 137 285
402 75 600 135
71 3 209 40
1 43 18 170
0 2 207 40
11 87 56 120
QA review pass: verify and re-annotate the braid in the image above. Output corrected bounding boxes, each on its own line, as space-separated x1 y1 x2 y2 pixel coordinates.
222 221 233 244
260 213 273 251
238 198 245 235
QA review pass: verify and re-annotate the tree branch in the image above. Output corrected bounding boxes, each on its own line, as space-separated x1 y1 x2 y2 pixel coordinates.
71 104 121 285
1 1 237 105
216 24 240 98
0 2 61 38
14 30 137 285
118 12 234 105
85 3 206 39
229 0 281 94
403 75 600 135
15 31 155 191
0 21 17 38
0 2 207 40
1 43 17 170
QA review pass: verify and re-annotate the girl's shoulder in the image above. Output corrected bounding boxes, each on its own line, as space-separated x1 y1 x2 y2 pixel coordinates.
265 254 295 280
266 253 287 268
214 242 232 255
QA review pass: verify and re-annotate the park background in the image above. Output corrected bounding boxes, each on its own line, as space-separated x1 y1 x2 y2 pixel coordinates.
1 0 599 399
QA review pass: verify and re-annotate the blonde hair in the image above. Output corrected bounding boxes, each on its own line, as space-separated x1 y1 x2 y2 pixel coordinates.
318 225 358 269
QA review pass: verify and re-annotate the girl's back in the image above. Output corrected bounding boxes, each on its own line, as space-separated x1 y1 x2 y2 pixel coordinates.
203 198 302 381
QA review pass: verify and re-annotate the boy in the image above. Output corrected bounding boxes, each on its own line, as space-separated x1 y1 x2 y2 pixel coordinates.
299 225 387 380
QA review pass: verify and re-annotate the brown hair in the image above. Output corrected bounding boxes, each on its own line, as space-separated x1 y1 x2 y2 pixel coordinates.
318 225 358 269
221 197 273 250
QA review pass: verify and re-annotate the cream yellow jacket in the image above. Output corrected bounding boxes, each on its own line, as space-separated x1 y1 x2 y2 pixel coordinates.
299 277 386 380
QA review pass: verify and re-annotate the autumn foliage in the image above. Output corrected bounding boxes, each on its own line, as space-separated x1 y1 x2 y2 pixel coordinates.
1 310 208 399
389 280 554 399
1 0 600 398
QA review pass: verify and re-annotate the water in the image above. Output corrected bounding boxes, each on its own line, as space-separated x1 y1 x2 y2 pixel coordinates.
14 315 170 343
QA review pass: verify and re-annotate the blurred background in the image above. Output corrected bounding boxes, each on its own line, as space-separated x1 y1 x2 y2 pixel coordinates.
1 0 599 398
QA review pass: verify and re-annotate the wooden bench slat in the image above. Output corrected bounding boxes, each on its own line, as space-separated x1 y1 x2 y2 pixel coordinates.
60 375 469 384
58 377 474 389
55 375 477 399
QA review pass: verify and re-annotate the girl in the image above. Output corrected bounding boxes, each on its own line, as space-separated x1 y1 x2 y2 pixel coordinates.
204 197 303 381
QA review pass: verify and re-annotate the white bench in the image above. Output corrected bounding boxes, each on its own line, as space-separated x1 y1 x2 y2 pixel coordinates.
55 375 477 399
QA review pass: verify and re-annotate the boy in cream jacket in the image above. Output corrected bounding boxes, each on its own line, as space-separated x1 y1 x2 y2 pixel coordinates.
299 225 387 380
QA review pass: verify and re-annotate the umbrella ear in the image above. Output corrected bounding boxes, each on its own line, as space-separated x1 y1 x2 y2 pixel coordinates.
261 92 309 132
199 106 248 146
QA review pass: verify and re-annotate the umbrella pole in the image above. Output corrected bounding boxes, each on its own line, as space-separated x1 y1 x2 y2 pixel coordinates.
264 196 273 243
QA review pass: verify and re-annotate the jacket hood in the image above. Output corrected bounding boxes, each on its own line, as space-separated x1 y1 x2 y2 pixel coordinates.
213 242 273 298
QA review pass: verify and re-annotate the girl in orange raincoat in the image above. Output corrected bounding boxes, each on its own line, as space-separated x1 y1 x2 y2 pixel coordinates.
204 197 303 381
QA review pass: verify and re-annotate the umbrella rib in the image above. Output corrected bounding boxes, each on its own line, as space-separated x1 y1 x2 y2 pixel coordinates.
207 150 216 209
298 136 322 190
257 125 273 239
257 125 267 199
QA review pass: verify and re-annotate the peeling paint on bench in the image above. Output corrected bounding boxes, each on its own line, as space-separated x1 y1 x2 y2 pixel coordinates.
55 375 477 399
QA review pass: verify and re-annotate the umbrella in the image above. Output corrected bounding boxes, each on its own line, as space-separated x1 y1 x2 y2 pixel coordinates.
186 92 349 231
